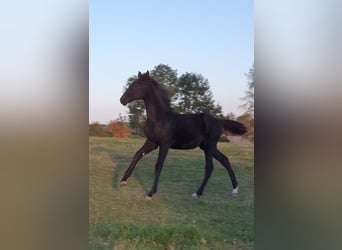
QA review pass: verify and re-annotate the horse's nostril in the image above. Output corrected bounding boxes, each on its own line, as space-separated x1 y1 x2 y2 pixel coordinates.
120 96 126 105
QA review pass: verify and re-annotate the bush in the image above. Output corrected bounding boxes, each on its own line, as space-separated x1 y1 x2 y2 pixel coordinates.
107 121 131 138
89 122 112 137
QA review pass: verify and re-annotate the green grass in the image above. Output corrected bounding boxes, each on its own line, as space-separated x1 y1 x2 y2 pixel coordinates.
89 137 254 249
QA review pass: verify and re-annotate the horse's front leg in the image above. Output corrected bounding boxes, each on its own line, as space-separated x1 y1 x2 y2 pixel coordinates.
145 144 169 200
120 139 157 186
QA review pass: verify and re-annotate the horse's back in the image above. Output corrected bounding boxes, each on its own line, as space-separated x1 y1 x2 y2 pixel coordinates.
170 113 220 149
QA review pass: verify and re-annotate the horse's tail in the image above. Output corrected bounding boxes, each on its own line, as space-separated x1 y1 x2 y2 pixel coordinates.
221 119 247 135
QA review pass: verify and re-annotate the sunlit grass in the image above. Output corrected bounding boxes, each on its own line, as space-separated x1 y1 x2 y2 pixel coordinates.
89 137 254 249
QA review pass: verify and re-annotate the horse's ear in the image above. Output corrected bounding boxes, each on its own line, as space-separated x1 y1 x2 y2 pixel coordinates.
138 71 142 79
146 71 150 77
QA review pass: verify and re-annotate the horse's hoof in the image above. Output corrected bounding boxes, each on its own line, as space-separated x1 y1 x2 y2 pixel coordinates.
144 195 152 201
192 193 199 199
120 181 127 187
231 187 238 197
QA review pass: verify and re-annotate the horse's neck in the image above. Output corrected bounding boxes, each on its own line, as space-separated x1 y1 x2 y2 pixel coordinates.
144 96 169 122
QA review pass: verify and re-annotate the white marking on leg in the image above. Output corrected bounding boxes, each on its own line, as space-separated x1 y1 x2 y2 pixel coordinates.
192 193 199 199
120 181 127 187
144 195 152 201
231 187 238 197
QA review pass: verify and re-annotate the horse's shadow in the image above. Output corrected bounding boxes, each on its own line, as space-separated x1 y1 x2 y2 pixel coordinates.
110 149 202 199
111 152 124 189
110 152 151 193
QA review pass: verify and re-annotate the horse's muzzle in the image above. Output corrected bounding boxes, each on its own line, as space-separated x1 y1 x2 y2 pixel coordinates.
120 95 128 106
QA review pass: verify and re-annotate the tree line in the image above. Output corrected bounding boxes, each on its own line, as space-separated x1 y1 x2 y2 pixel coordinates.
125 64 224 136
90 63 254 140
89 114 130 138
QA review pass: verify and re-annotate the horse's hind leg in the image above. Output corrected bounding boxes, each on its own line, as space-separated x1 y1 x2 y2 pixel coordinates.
193 148 214 198
213 149 238 197
120 139 157 186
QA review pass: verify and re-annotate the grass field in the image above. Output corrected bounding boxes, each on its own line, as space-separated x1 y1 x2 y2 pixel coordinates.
89 137 254 249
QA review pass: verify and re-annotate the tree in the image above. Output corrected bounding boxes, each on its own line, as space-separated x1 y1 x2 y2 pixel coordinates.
124 65 223 135
124 75 145 136
150 64 178 102
241 64 254 116
240 64 254 141
124 64 178 136
174 72 223 117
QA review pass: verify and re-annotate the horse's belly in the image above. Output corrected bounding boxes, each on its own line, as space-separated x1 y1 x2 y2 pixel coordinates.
171 137 202 149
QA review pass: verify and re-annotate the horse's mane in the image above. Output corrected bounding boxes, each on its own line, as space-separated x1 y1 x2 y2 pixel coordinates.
144 73 173 111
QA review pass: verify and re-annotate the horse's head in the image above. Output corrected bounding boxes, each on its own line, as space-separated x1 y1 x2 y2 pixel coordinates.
120 71 152 106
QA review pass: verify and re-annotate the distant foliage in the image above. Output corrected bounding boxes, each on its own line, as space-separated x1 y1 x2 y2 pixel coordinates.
174 72 223 117
124 64 179 136
241 65 254 117
239 64 254 141
150 64 178 102
124 64 224 135
107 120 131 138
122 64 258 137
124 75 145 136
89 122 112 137
238 113 254 141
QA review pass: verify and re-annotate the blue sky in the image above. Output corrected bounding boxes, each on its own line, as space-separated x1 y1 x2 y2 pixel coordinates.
90 0 253 123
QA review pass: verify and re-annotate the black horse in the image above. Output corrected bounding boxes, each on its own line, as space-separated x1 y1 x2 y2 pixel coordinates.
120 71 246 200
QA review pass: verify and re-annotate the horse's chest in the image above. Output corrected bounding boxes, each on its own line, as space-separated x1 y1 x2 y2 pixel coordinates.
144 121 170 142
